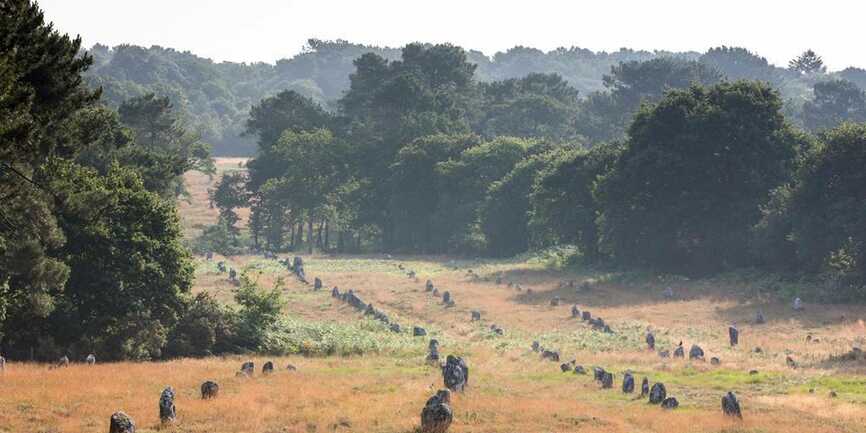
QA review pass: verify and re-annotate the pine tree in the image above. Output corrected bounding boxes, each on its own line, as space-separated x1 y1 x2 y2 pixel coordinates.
789 49 826 74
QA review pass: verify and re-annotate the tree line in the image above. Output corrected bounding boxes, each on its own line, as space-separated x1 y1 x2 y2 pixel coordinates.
84 39 866 156
214 44 865 300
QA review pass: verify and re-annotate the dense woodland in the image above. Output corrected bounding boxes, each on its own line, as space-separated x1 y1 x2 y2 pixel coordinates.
1 0 865 361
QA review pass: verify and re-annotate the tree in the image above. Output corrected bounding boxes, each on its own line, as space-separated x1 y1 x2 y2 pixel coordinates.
789 49 826 75
787 123 866 294
700 46 778 82
802 79 866 131
596 81 799 273
117 93 214 198
245 90 333 151
529 142 621 261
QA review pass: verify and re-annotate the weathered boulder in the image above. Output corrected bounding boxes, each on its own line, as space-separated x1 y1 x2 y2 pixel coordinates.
721 391 742 418
442 291 451 304
471 310 481 321
86 353 96 365
159 386 176 423
593 367 606 382
201 381 219 399
413 326 427 337
239 361 254 376
601 372 614 389
661 397 679 409
443 355 468 392
432 288 440 297
646 332 655 350
649 383 667 404
109 412 135 433
710 357 721 365
689 345 705 361
421 389 453 433
541 350 560 362
581 311 591 321
673 344 685 358
560 362 572 372
573 365 586 375
729 326 739 347
425 280 434 292
262 361 274 375
622 372 635 393
390 323 402 333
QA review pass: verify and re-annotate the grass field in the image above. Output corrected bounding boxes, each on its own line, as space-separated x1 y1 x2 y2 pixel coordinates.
2 158 865 433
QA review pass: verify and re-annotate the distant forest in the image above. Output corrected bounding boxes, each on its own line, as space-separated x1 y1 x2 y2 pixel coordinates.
84 39 866 155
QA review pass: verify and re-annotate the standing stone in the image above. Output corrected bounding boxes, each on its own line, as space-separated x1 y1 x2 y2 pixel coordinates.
109 412 135 433
729 325 739 347
443 355 468 392
429 339 440 352
673 344 685 358
531 341 540 352
649 383 667 404
240 361 254 376
0 355 5 371
86 353 96 365
689 345 705 361
793 297 803 311
471 310 481 321
756 310 766 324
58 355 69 368
426 348 440 365
646 332 655 350
442 291 451 305
593 367 606 382
314 277 322 290
159 387 176 424
201 381 219 399
663 286 674 299
721 391 742 418
421 389 453 433
262 361 274 375
641 377 649 397
571 305 580 318
426 280 434 292
581 311 591 321
622 372 635 393
206 251 213 261
711 357 721 365
432 288 440 297
331 287 340 298
661 397 679 409
413 326 427 337
601 372 614 389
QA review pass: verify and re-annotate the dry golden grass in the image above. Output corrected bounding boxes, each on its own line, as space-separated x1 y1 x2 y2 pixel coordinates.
4 158 863 432
177 157 250 240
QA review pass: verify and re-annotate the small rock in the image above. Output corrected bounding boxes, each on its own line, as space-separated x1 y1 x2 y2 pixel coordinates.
661 397 679 409
414 326 427 337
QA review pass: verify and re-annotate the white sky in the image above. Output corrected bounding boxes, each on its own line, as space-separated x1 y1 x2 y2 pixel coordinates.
38 0 865 71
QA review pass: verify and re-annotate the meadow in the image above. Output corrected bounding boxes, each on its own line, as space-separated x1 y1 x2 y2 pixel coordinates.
2 159 865 433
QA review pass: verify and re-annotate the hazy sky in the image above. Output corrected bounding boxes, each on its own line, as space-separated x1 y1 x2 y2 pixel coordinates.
39 0 864 71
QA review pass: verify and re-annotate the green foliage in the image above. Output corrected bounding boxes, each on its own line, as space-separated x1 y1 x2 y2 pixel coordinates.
789 49 826 75
233 273 287 351
787 123 866 294
597 81 799 274
802 79 866 131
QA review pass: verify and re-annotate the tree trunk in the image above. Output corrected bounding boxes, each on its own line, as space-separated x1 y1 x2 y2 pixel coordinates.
324 220 330 252
307 217 314 254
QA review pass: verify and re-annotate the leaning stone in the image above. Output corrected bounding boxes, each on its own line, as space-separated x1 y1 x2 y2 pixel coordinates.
721 391 742 418
649 383 667 404
201 381 219 399
622 372 635 393
159 386 176 424
413 326 427 337
421 389 453 433
86 353 96 365
109 411 135 433
661 397 679 409
262 361 275 375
